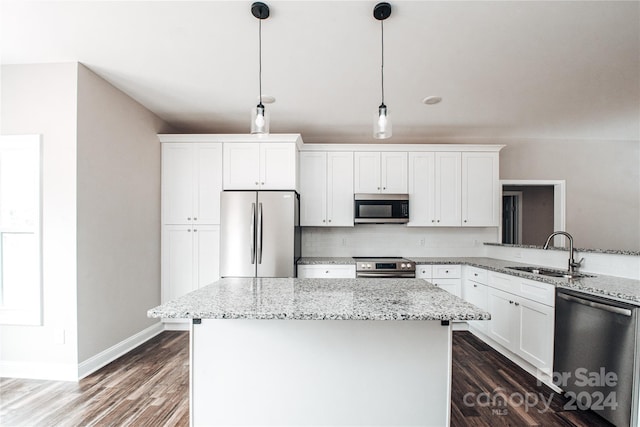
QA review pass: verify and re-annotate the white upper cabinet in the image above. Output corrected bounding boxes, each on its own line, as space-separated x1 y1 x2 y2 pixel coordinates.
354 152 407 194
162 142 222 225
223 142 298 190
435 152 462 226
300 151 354 226
408 152 435 226
461 152 499 226
408 152 461 226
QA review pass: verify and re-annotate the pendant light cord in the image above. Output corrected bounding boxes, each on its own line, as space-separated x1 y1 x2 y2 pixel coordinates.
258 18 263 105
380 19 385 106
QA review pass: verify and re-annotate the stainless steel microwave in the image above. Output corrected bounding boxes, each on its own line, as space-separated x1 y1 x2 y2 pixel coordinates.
354 194 409 224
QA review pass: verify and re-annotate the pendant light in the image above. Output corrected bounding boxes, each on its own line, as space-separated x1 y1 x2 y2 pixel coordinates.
373 2 392 139
251 2 270 134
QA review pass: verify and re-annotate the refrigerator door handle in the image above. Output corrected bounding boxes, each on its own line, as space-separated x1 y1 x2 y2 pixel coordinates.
257 202 263 264
250 202 256 264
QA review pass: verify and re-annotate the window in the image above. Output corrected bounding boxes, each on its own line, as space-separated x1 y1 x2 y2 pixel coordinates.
0 135 42 325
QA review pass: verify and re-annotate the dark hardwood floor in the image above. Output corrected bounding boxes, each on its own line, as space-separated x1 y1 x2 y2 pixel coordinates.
1 331 612 426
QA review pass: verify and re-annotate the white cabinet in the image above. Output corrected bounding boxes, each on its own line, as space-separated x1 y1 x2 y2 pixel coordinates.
162 224 220 302
416 264 461 298
162 143 222 225
463 266 489 333
300 152 354 226
486 272 555 374
407 152 461 226
354 152 407 194
297 265 356 279
435 152 462 226
462 152 499 226
223 142 298 190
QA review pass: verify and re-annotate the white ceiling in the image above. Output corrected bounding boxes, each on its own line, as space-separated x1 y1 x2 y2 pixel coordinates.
2 1 639 143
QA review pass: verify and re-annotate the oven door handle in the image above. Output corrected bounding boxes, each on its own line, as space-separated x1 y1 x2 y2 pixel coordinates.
356 272 416 278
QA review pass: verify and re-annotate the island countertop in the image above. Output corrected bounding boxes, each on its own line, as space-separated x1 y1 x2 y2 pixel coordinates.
147 277 491 321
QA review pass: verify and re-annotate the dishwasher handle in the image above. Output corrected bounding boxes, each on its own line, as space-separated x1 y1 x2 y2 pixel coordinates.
557 292 632 317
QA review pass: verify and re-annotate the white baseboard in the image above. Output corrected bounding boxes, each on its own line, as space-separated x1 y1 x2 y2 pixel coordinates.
77 322 164 380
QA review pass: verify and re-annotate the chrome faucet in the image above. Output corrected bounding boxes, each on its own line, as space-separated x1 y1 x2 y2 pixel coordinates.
543 231 583 273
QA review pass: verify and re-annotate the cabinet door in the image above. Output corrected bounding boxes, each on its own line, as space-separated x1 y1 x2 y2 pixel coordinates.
462 152 499 226
162 225 195 302
195 225 220 288
260 143 297 190
162 143 194 224
431 278 462 298
463 279 488 333
327 152 354 226
487 288 517 350
195 143 223 224
354 152 381 193
223 143 260 190
407 152 435 226
434 152 461 226
380 152 408 193
516 297 554 373
299 152 328 226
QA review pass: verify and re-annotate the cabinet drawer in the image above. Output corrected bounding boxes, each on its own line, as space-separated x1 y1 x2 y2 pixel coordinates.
488 271 555 307
297 265 356 279
514 277 555 307
432 265 461 278
415 265 433 278
465 266 487 284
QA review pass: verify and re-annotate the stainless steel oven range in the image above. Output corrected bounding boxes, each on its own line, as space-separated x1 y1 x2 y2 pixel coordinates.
354 257 416 278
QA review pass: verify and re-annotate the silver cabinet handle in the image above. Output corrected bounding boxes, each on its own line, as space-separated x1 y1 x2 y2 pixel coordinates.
322 219 326 222
431 220 435 223
187 229 191 232
255 182 259 185
514 302 520 306
250 203 256 264
464 220 467 223
328 219 332 223
187 217 191 221
473 284 478 288
509 300 514 304
261 182 265 185
257 202 263 264
194 217 197 221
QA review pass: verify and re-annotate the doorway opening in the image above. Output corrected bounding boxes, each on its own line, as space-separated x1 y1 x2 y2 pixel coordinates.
500 180 566 247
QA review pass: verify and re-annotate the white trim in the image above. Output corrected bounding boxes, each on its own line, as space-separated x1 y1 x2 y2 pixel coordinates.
299 143 505 152
77 322 164 379
500 180 566 246
158 133 303 148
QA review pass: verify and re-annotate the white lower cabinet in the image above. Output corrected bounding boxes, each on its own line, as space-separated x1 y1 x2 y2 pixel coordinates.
416 265 462 298
486 272 555 375
297 265 356 279
463 266 489 333
162 224 220 303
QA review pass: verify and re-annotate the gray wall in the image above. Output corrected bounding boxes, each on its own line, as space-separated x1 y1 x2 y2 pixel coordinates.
500 139 640 251
504 185 554 245
76 64 167 363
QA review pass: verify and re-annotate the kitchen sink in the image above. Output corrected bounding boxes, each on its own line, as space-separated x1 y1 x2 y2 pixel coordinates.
506 266 595 279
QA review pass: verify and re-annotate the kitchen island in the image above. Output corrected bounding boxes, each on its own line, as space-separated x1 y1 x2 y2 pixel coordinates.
148 277 490 426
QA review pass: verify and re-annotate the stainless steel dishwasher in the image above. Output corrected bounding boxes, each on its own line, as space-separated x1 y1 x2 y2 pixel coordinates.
554 288 639 427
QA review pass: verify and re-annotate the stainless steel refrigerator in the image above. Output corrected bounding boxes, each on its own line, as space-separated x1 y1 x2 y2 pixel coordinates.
220 191 300 278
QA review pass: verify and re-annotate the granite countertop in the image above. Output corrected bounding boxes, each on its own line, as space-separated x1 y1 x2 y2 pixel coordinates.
483 242 640 256
297 257 640 305
147 277 491 321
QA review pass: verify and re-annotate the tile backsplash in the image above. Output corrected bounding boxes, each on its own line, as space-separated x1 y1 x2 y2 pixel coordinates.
301 225 499 257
